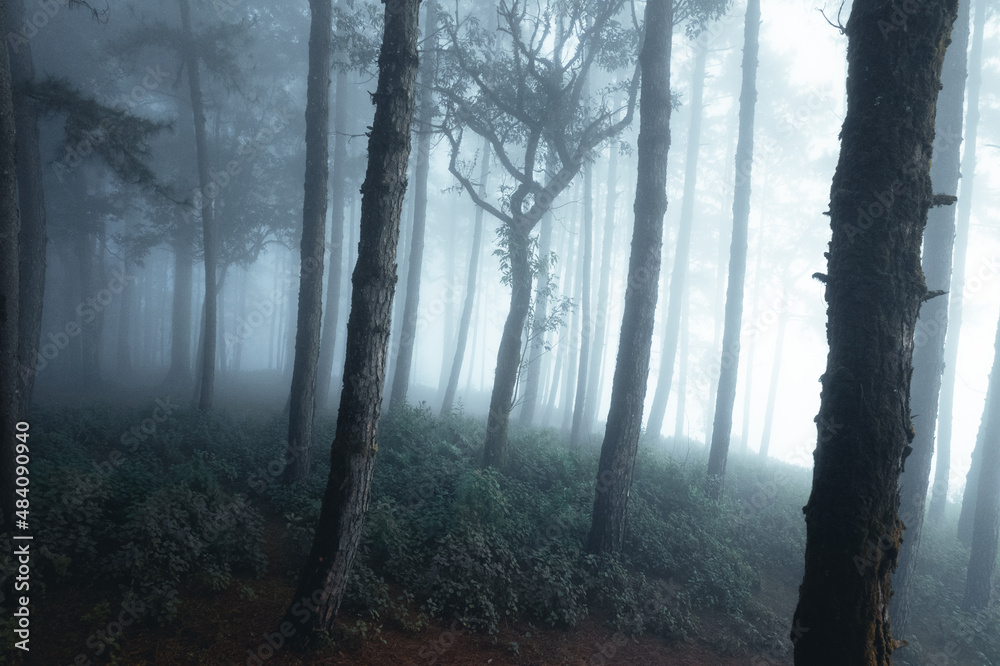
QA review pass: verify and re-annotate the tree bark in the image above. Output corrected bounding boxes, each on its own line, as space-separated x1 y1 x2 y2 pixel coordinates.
739 217 765 455
759 297 787 459
5 0 45 418
962 306 1000 611
706 0 760 500
1 0 21 532
178 0 218 411
389 0 437 410
947 0 987 535
519 155 556 426
673 289 688 444
791 0 958 662
889 0 969 634
117 260 134 378
284 0 333 484
440 141 490 416
646 42 707 440
281 0 419 645
570 160 594 448
164 232 194 388
584 141 619 434
586 0 671 555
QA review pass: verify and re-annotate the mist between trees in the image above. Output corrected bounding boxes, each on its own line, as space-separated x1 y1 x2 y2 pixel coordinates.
2 0 1000 664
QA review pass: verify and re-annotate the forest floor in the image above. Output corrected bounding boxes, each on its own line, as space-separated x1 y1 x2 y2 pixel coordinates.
33 515 797 665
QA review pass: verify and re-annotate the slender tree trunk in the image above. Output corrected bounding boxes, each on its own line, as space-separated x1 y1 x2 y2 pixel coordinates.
542 212 575 422
117 260 134 378
389 0 437 410
284 0 333 484
281 1 419 644
706 0 760 500
570 161 594 448
165 233 194 388
483 221 533 468
791 0 958 662
758 298 787 459
944 0 987 531
1 0 22 531
234 268 246 374
519 156 556 426
705 116 737 448
440 141 490 416
890 0 969 634
962 306 1000 611
646 42 707 439
586 0 671 555
75 229 101 386
316 71 349 410
584 141 619 434
958 385 991 545
179 0 218 411
562 225 582 432
5 0 44 417
739 218 765 455
673 289 688 444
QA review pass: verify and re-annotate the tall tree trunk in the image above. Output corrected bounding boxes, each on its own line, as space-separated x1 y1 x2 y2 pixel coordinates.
739 217 765 455
440 141 490 416
562 224 582 432
791 0 958 662
178 0 218 411
117 260 134 378
315 70 349 410
586 0 671 555
0 0 21 531
705 116 737 448
706 0 760 500
481 172 583 468
646 42 707 439
5 0 44 418
962 305 1000 611
958 384 990 545
519 155 556 426
759 295 788 458
75 229 101 386
281 0 419 644
673 289 688 444
570 161 594 447
389 0 437 410
284 0 333 484
945 0 987 532
584 141 619 434
165 233 194 388
234 267 246 374
890 0 969 634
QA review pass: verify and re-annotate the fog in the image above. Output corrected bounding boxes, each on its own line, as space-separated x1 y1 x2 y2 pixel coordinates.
3 0 1000 663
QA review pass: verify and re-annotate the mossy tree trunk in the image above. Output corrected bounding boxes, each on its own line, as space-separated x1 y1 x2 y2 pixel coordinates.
5 0 45 417
890 0 969 635
791 0 959 662
283 0 333 484
586 0 671 556
280 0 419 645
705 0 760 500
0 0 21 533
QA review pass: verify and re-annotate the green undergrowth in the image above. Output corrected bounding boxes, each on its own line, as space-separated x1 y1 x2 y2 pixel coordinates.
20 401 816 660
